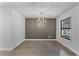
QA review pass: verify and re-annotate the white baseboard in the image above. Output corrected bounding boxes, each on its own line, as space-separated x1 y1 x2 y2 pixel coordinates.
0 39 55 51
25 39 56 41
0 48 13 51
0 39 25 51
57 40 79 56
0 39 78 56
11 39 25 51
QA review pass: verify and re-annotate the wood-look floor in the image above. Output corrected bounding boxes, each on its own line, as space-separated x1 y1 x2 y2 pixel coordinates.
0 41 76 56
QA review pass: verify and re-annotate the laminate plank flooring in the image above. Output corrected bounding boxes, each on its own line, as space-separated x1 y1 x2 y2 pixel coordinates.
0 41 76 56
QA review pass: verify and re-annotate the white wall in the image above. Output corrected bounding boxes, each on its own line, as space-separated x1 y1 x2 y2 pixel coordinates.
57 4 79 55
0 6 13 50
11 8 25 49
0 6 25 51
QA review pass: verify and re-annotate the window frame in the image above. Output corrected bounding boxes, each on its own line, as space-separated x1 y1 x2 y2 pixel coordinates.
60 17 71 40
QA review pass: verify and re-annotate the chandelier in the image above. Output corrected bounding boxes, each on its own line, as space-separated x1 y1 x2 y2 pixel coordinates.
36 12 47 28
37 18 47 24
37 11 47 24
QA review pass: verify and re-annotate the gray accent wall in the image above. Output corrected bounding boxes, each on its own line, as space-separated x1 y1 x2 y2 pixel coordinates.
25 18 56 39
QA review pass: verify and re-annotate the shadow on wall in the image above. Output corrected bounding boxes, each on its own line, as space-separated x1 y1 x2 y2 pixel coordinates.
25 18 56 39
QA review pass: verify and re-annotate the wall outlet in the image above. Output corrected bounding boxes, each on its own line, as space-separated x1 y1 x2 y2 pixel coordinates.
48 36 52 38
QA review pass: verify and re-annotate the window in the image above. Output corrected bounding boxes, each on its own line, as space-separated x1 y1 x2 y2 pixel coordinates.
61 17 71 40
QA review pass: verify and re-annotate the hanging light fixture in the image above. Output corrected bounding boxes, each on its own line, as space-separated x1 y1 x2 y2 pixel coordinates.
36 11 47 24
36 11 47 28
37 18 47 24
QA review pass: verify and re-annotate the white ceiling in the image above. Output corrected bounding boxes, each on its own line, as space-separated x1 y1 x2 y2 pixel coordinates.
0 2 79 18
